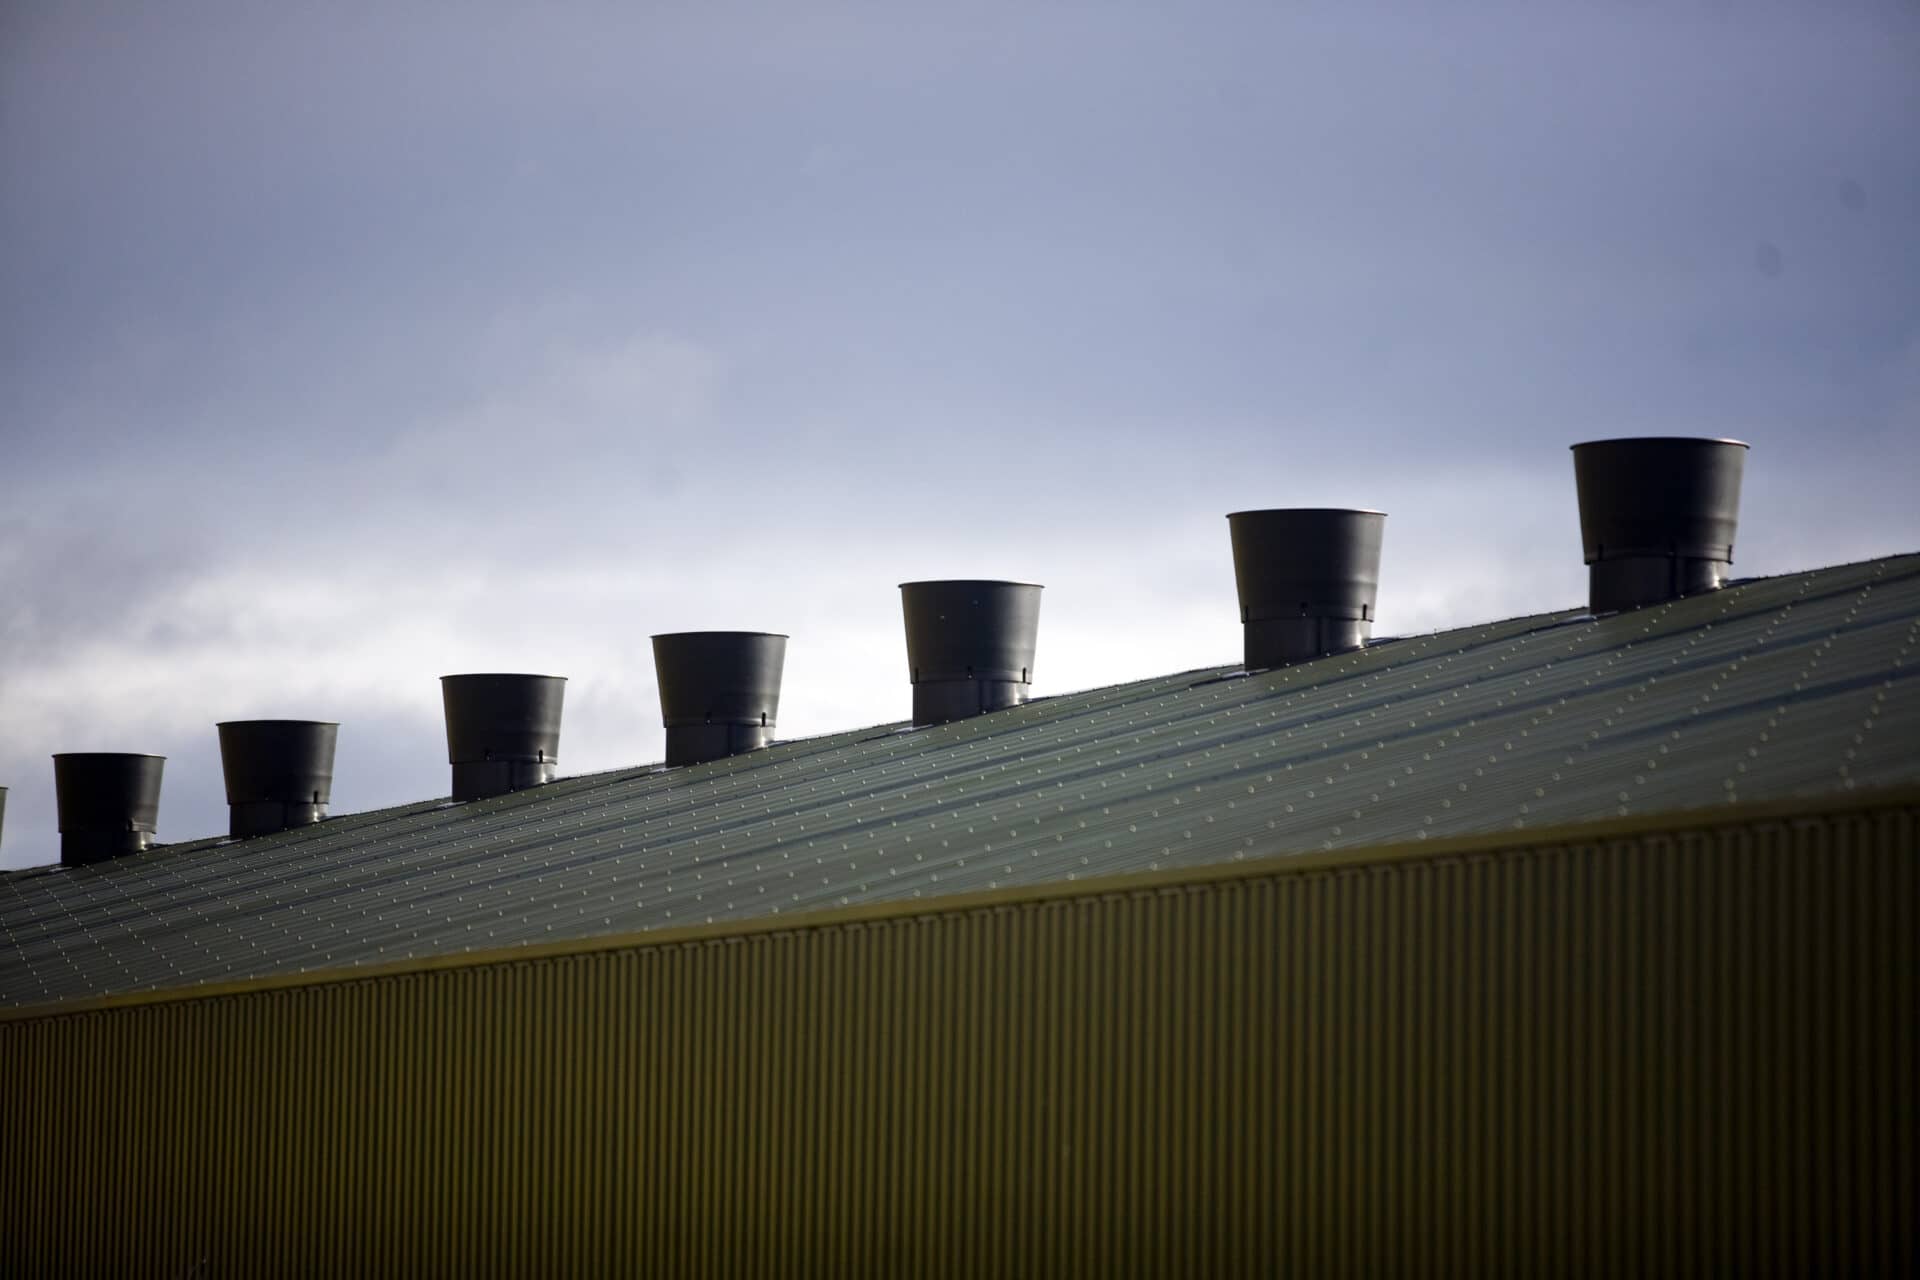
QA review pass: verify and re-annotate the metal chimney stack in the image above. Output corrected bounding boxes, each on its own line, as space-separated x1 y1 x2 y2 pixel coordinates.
899 580 1043 726
52 753 165 866
652 632 787 766
440 674 567 800
1571 437 1749 614
0 785 7 856
1227 509 1387 667
217 720 338 838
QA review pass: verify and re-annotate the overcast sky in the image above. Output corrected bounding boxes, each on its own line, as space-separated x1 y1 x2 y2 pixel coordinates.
3 0 1916 867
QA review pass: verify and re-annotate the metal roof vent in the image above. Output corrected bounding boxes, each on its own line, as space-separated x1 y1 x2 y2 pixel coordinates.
652 631 787 766
1572 437 1748 613
216 720 338 838
440 674 566 800
899 580 1043 726
1227 509 1386 667
52 753 165 866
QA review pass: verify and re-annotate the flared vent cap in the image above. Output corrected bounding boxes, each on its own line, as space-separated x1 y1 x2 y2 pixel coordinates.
1226 508 1386 667
216 720 339 838
899 580 1043 726
440 674 567 801
1571 437 1749 612
52 753 166 866
651 632 788 766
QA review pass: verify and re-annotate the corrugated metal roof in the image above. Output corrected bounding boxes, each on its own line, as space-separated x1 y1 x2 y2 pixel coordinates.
3 553 1917 1008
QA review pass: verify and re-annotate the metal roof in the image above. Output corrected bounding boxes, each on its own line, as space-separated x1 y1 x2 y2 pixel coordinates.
4 553 1917 1009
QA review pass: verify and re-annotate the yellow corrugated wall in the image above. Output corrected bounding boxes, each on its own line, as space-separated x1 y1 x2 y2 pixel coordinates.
3 793 1915 1276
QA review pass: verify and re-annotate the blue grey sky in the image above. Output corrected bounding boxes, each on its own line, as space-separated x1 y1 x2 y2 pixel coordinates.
3 0 1917 867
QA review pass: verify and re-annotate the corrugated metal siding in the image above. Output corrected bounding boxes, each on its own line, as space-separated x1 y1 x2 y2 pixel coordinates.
3 795 1915 1275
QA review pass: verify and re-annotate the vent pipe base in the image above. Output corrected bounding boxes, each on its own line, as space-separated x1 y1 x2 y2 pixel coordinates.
1588 555 1733 615
912 678 1030 726
1242 615 1373 670
452 759 558 801
60 830 154 866
228 800 327 839
664 723 776 767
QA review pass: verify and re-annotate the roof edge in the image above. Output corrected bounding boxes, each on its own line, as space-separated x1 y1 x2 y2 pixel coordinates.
6 781 1915 1024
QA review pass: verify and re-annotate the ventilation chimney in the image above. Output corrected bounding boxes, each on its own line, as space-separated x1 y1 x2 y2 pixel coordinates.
1571 437 1749 613
1227 509 1386 667
652 631 787 766
899 580 1043 726
52 753 165 866
216 720 338 838
0 785 7 855
440 674 566 800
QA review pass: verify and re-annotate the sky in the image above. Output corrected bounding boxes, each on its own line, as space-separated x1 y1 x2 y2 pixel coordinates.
2 0 1917 868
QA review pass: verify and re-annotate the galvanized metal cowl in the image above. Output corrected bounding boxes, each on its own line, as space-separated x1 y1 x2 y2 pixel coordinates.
652 632 787 766
441 674 567 800
52 752 165 866
217 720 338 838
1227 509 1387 667
899 580 1043 726
1571 437 1749 613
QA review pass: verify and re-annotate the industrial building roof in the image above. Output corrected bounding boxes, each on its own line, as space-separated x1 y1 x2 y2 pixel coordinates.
3 552 1916 1010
